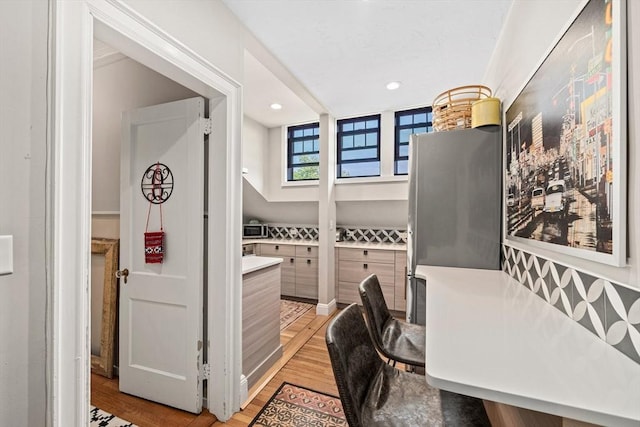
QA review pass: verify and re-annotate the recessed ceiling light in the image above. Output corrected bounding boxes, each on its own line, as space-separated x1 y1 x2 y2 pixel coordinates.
270 103 282 110
386 81 401 90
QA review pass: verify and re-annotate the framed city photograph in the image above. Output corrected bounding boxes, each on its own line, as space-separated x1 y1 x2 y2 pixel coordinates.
504 0 627 266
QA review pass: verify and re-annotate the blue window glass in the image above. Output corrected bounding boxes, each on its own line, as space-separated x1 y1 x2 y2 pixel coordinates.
287 122 320 181
337 114 381 178
394 107 433 175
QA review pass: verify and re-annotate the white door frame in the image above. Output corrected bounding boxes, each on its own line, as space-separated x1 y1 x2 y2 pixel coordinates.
49 1 243 425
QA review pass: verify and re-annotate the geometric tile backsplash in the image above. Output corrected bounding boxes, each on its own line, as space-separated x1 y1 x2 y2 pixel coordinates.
503 244 640 365
340 227 407 244
268 225 407 244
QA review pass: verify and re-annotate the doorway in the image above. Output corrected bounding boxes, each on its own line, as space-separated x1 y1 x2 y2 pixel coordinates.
50 2 242 425
90 43 203 411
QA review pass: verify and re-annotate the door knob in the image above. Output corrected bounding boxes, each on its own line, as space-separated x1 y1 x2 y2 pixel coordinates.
116 268 129 284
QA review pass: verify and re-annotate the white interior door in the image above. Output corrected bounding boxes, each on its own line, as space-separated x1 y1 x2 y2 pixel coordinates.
119 97 205 413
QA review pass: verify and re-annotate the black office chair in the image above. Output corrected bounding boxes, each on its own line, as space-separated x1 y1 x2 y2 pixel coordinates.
359 274 426 368
326 304 490 427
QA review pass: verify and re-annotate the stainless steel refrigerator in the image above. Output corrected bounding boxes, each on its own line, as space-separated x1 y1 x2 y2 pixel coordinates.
406 126 502 324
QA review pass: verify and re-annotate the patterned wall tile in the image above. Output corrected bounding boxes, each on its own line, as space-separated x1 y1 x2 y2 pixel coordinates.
532 256 551 303
570 272 607 340
269 226 319 240
502 244 640 366
604 282 640 364
546 263 573 318
267 225 407 244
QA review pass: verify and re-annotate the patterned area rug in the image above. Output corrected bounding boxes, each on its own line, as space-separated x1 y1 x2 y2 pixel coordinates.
249 382 346 427
90 406 137 427
280 300 314 331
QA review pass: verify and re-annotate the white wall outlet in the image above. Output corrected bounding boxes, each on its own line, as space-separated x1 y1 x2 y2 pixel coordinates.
0 235 14 275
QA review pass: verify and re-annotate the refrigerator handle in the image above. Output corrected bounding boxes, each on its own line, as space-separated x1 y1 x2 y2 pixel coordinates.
404 267 407 299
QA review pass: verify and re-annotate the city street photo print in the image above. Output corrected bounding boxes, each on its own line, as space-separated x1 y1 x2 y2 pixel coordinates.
504 0 627 266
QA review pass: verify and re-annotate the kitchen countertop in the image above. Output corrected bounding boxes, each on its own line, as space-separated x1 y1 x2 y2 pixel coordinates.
416 265 640 427
335 241 406 250
243 238 406 250
241 255 282 275
242 238 319 246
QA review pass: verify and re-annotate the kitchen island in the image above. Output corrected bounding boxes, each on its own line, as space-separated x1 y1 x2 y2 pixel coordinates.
242 256 283 389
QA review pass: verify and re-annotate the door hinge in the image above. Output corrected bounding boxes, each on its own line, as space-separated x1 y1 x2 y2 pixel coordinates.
201 117 212 135
200 363 210 381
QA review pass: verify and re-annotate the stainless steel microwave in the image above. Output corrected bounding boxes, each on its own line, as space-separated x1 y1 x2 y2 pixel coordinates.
242 224 269 239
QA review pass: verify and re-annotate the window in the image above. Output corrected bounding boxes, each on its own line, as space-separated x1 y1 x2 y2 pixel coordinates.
337 114 381 178
395 107 433 175
287 122 320 181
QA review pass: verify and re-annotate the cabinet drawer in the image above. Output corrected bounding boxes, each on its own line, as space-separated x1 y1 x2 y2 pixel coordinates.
295 258 318 299
258 243 296 257
338 247 395 264
338 260 395 288
338 280 394 308
281 258 296 296
295 245 318 258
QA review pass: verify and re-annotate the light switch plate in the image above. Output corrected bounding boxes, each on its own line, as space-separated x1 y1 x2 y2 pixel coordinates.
0 235 14 275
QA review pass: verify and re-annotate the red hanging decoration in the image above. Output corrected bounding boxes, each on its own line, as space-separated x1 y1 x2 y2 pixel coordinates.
144 162 165 264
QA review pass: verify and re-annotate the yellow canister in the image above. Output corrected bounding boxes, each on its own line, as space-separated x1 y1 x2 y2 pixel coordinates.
471 97 501 128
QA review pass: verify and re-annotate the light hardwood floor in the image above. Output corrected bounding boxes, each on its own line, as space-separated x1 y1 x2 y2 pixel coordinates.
91 307 338 427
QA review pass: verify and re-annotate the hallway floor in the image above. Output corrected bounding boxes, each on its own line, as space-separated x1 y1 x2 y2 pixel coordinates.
91 308 336 426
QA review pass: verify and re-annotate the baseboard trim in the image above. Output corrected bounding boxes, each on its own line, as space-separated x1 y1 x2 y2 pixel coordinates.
245 345 283 390
239 375 248 405
316 299 337 316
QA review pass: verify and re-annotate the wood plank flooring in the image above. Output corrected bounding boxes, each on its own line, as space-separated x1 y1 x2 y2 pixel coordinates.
91 306 337 427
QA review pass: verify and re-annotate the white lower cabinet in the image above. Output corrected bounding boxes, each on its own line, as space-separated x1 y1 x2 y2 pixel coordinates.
256 242 406 309
295 257 318 299
336 247 406 311
258 243 318 300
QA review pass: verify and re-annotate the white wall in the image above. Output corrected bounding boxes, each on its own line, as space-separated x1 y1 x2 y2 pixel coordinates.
484 0 639 288
0 0 48 425
241 116 268 195
121 0 245 84
93 56 198 212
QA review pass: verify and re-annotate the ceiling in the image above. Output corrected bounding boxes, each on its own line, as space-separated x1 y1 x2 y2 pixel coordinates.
224 0 513 127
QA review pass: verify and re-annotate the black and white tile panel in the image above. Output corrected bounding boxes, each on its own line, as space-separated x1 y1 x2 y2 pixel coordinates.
268 225 407 244
503 244 640 365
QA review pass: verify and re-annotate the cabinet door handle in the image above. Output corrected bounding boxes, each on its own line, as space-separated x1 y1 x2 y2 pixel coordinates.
363 263 368 269
363 250 368 256
290 258 294 263
307 259 311 264
275 245 279 250
307 247 311 252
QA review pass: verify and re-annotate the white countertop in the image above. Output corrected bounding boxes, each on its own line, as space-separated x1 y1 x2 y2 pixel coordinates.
243 238 405 250
242 238 319 246
416 265 640 427
241 255 282 275
335 241 406 250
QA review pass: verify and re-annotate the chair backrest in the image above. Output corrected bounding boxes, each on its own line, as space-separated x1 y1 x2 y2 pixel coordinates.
358 274 393 356
325 304 383 427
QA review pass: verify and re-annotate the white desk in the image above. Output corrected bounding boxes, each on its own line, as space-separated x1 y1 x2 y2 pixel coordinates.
416 265 640 427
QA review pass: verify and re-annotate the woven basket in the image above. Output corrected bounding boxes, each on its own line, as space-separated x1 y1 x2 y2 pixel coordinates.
432 85 492 131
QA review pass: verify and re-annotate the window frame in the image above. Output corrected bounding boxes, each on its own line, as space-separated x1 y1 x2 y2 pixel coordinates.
286 122 320 182
336 114 381 178
394 106 433 175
